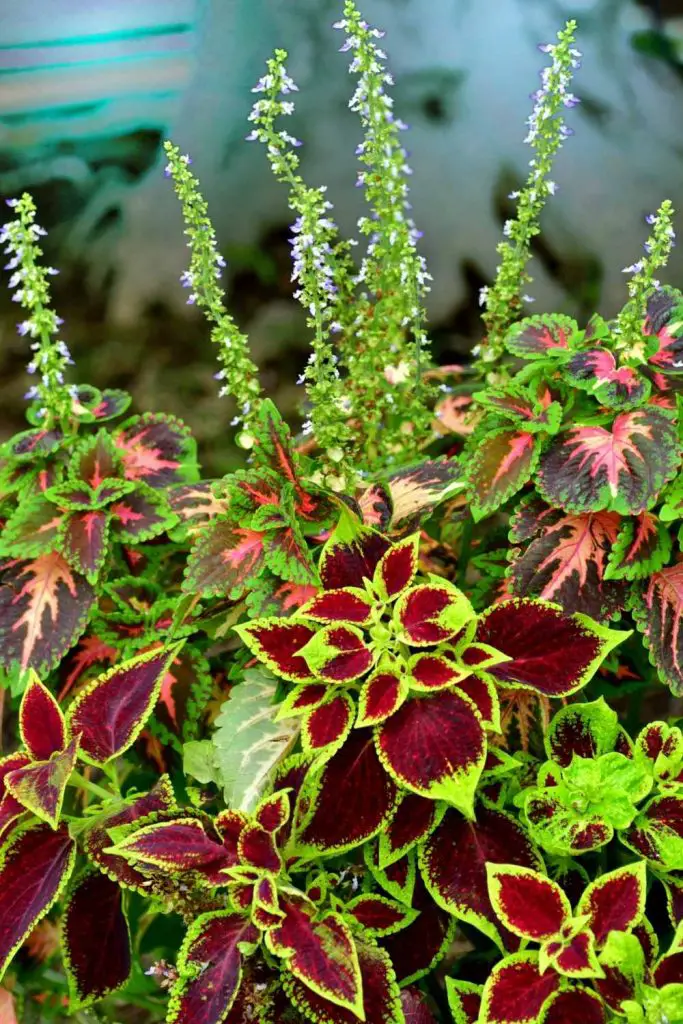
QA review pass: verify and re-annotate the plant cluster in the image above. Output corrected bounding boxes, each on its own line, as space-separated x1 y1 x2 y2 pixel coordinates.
0 4 682 1024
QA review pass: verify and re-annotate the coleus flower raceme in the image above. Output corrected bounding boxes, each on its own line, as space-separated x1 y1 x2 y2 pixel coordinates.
0 643 182 1001
235 509 628 830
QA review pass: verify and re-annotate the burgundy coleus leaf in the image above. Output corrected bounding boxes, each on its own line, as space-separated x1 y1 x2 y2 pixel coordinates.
576 863 646 945
296 730 399 855
299 624 374 682
545 698 622 768
109 485 177 542
466 428 539 521
302 692 355 758
566 349 650 408
62 871 131 1009
72 432 120 489
509 511 626 620
480 953 560 1024
382 458 463 532
237 823 281 873
19 673 66 760
267 896 363 1016
255 791 290 834
378 792 439 867
487 864 570 941
299 588 373 626
622 794 683 868
605 512 671 582
6 734 79 829
0 822 76 979
0 552 96 673
654 948 683 987
455 673 501 731
381 874 455 985
344 894 418 937
537 408 679 515
475 599 627 697
109 817 231 873
446 979 483 1024
114 413 197 489
357 669 408 727
0 752 30 841
365 845 416 906
402 986 441 1024
281 937 400 1024
82 777 176 888
6 427 63 460
504 314 577 359
184 520 266 599
544 929 601 979
61 509 109 582
395 583 475 646
375 689 486 814
373 534 419 602
408 653 465 691
319 509 390 590
66 643 184 765
634 564 683 695
541 988 606 1024
236 619 317 683
168 911 259 1024
420 804 543 950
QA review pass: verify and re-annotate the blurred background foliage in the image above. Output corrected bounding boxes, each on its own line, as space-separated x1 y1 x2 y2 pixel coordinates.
2 0 683 477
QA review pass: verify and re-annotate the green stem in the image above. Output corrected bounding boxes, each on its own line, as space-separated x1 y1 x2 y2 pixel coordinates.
69 771 112 803
457 515 474 590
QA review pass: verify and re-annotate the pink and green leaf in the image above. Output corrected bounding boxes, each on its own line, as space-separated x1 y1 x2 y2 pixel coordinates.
604 512 671 582
71 432 121 489
62 870 131 1009
537 409 679 515
475 600 629 697
466 428 539 521
184 521 266 599
0 497 65 558
66 643 184 765
114 413 197 489
19 673 66 760
509 512 625 620
566 349 649 408
633 564 683 695
62 509 109 582
375 690 486 815
486 864 570 941
0 552 96 673
504 314 577 359
109 484 177 542
0 822 76 981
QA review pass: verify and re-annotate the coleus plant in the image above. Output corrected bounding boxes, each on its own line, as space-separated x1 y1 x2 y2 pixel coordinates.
1 4 683 1024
